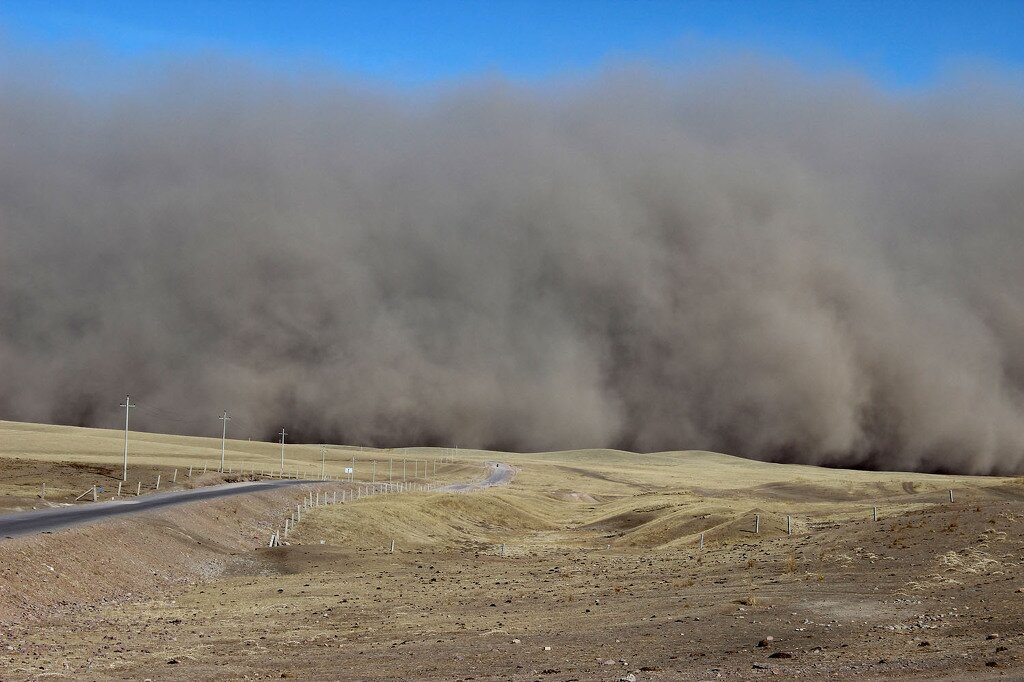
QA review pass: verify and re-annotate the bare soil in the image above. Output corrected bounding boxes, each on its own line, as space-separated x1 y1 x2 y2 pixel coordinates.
0 432 1021 681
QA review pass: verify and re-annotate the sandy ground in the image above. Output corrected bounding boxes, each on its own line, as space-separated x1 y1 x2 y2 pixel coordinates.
0 424 1022 680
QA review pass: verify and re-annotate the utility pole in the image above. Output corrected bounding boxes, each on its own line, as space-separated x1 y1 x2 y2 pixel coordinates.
120 394 136 482
320 445 326 480
219 411 231 472
279 428 287 475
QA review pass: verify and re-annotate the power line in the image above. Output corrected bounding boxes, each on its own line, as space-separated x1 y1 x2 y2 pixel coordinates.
219 410 231 472
119 394 136 482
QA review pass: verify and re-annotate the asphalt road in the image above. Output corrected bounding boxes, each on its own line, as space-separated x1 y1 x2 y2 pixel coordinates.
0 479 317 539
0 462 515 539
440 462 515 492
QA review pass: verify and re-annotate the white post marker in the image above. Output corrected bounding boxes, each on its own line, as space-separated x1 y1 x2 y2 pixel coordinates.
136 481 142 496
787 515 792 535
173 469 178 483
155 474 161 490
390 539 395 554
188 465 193 478
700 532 704 549
41 483 46 500
117 481 122 497
949 489 954 503
873 506 878 522
92 485 97 502
755 514 760 534
120 394 136 482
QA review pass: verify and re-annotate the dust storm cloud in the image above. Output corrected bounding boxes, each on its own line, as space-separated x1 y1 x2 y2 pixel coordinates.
1 54 1023 473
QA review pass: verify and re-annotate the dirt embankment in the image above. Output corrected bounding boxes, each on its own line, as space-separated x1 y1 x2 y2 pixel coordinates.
0 481 341 624
0 460 483 625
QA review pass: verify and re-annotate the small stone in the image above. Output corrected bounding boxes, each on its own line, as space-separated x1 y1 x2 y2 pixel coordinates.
603 659 616 666
619 675 637 682
987 633 1000 640
757 636 774 648
543 646 551 651
768 652 792 659
511 638 520 644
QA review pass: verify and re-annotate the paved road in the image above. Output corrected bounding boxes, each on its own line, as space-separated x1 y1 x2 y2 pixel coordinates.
0 462 515 539
0 479 319 539
440 462 515 492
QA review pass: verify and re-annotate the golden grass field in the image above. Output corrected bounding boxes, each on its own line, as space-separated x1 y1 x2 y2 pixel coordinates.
2 420 1023 680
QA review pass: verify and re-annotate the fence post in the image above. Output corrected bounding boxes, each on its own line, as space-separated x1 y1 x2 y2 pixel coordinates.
117 481 122 497
92 485 97 502
390 539 395 554
872 506 877 522
699 532 704 550
172 469 178 483
949 489 954 503
787 515 792 535
188 465 193 478
755 514 760 534
155 474 161 490
137 481 142 496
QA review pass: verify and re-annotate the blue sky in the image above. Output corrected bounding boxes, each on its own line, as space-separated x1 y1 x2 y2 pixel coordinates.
1 1 1022 87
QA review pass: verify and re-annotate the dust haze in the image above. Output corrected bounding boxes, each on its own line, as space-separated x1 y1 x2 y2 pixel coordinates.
1 49 1023 473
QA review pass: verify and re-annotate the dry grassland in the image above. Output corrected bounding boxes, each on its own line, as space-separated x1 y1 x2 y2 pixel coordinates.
1 422 1023 680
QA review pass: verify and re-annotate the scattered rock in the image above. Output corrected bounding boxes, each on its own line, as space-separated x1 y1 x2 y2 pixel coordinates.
543 646 551 651
987 633 1000 640
757 636 774 647
768 652 792 659
619 674 637 682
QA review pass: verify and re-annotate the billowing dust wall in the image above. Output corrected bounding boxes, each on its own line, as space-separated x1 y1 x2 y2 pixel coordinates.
2 55 1023 473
